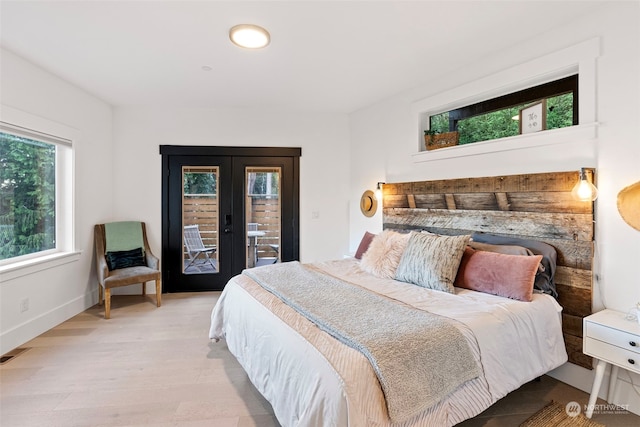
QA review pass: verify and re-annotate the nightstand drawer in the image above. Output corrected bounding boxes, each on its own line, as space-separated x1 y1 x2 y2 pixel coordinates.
584 337 640 374
586 322 640 354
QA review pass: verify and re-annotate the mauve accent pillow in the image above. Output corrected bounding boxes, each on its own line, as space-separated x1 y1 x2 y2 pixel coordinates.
395 232 470 293
454 246 543 302
471 233 558 298
355 231 376 259
360 230 411 279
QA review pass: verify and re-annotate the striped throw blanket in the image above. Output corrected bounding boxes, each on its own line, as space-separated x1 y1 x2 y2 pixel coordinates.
243 261 480 423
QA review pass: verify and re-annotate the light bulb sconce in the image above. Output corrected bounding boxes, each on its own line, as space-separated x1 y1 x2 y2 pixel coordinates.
571 168 598 202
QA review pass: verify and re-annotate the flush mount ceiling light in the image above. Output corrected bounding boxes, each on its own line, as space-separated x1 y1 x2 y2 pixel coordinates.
229 24 270 49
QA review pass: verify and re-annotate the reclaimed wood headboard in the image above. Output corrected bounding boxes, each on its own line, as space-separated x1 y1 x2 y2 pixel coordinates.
381 170 594 369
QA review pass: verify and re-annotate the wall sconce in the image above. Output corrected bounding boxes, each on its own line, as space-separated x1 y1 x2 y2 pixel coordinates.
375 182 385 200
571 168 598 202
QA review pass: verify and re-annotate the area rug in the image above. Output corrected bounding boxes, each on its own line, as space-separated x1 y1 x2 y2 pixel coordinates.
520 401 605 427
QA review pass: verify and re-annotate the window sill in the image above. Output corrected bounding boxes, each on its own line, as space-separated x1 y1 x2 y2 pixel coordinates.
0 251 82 283
412 123 598 163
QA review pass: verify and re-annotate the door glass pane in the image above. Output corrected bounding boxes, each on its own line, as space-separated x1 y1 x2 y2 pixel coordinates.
182 167 219 275
246 167 281 268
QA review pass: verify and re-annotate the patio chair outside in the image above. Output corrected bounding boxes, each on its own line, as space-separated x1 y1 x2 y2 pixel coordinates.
268 243 280 264
184 225 217 271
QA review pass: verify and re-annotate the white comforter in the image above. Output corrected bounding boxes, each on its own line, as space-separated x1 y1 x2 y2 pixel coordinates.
209 259 567 427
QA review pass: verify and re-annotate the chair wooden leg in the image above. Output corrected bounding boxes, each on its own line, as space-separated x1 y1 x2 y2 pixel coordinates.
142 281 146 296
104 288 111 319
98 285 103 305
155 279 162 307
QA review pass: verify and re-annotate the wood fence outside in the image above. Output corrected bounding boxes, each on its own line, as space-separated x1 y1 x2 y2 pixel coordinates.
183 196 280 260
247 196 281 259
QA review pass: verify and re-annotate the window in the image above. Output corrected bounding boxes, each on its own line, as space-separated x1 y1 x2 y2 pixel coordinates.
0 106 75 271
428 75 578 145
0 132 56 260
247 168 280 197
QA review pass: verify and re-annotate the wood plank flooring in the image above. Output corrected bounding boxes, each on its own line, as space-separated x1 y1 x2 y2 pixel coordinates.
2 292 639 426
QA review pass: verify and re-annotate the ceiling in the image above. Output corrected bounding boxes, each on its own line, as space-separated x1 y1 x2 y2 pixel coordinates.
0 1 608 113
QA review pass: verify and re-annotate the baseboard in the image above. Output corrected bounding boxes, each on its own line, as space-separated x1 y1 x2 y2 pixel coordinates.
0 290 96 355
548 362 640 416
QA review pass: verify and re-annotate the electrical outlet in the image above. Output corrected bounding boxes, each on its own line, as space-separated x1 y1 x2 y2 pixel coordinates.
20 298 29 313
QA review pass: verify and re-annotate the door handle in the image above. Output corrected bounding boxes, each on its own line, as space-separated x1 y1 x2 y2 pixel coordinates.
224 214 232 233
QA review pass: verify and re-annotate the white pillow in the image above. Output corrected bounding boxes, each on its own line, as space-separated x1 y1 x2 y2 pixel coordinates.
360 230 411 279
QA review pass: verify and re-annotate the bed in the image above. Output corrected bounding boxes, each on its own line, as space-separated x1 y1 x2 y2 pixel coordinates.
209 171 595 426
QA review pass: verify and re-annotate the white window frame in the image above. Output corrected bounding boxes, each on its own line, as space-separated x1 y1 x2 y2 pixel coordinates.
411 37 600 162
0 105 79 281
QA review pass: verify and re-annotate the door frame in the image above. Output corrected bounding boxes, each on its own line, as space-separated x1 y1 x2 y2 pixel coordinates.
159 145 301 292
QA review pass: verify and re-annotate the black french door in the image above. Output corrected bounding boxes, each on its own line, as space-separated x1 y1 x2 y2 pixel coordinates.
160 146 300 292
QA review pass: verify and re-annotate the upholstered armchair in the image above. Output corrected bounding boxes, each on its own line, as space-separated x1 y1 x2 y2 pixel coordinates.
94 221 161 319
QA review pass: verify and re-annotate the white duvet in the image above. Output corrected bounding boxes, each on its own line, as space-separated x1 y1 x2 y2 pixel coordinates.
209 258 567 427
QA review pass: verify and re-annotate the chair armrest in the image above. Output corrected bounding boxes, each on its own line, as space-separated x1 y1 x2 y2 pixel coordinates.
94 224 110 285
146 251 160 270
96 255 109 284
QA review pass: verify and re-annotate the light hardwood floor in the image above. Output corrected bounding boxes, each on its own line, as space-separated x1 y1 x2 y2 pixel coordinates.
2 292 639 426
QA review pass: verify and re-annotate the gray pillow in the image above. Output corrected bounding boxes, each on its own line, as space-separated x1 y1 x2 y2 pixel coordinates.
395 232 470 293
468 241 544 273
471 233 558 298
468 241 533 256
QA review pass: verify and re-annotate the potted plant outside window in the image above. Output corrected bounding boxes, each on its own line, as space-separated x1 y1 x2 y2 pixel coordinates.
424 130 459 151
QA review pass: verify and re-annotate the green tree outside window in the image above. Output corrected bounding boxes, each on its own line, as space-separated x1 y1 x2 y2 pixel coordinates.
429 93 574 145
0 132 56 260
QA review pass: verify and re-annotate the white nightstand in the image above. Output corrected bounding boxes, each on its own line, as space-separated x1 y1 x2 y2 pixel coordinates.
583 309 640 418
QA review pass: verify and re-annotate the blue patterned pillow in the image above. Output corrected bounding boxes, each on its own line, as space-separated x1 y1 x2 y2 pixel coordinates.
106 247 146 271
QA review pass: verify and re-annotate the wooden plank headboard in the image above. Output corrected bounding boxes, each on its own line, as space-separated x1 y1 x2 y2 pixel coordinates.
381 170 594 369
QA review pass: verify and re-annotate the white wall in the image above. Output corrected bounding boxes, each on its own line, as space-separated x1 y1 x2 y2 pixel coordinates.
349 2 640 415
0 48 114 354
112 107 351 275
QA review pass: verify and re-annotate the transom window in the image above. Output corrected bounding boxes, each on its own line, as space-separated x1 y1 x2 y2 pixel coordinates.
429 75 578 145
